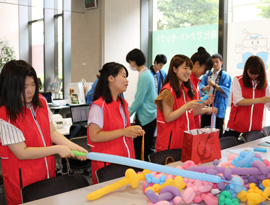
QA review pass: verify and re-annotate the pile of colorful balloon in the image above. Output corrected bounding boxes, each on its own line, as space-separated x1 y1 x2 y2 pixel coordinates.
72 150 270 204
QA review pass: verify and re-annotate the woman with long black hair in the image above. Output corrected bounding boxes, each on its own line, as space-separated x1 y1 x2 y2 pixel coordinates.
0 60 87 205
87 62 142 184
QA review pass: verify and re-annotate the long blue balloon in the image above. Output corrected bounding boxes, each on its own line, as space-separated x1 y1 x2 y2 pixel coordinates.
84 152 222 183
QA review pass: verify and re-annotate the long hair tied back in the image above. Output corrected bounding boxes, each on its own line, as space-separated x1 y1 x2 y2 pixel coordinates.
93 62 128 104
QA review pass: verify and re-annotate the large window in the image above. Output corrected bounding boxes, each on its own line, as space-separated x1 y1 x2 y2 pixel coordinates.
227 0 270 80
26 0 65 97
54 14 63 85
54 1 63 98
152 0 219 72
29 0 44 87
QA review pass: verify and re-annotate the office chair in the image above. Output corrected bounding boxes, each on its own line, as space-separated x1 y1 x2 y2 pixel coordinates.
59 108 71 118
69 125 87 139
68 136 91 175
262 126 270 137
0 159 4 204
0 159 3 185
219 136 243 150
21 174 90 203
241 130 265 143
148 149 182 165
95 164 142 183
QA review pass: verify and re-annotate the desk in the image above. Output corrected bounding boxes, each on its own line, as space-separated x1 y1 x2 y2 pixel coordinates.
23 136 270 205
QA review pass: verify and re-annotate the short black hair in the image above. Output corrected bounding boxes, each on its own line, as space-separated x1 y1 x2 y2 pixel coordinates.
126 48 146 66
212 53 223 61
154 54 167 64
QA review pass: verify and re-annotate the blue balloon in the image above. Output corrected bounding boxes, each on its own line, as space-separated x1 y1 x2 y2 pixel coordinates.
86 152 222 183
238 151 255 167
199 94 209 104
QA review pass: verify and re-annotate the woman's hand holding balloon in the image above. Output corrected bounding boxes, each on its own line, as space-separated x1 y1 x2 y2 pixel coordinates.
68 144 88 161
124 126 143 138
186 100 201 110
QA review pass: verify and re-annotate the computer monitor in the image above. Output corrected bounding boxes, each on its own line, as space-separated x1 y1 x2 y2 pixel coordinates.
40 92 52 103
70 104 90 127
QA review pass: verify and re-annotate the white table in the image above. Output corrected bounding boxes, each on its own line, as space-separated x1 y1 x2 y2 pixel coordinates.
23 136 270 205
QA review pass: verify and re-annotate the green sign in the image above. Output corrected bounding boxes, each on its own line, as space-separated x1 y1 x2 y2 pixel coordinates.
152 24 218 73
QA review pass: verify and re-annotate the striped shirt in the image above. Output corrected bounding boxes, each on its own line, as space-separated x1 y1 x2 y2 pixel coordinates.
0 103 53 146
0 119 25 145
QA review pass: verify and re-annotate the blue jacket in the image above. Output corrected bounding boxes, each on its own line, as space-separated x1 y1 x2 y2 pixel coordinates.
199 70 232 119
86 78 99 105
129 69 157 126
149 66 167 94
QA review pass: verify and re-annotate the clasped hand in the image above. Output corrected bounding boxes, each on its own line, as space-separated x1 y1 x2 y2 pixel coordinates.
124 125 143 138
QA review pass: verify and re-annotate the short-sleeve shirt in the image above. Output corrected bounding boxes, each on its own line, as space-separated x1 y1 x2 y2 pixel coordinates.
155 89 174 113
232 78 270 110
88 103 127 129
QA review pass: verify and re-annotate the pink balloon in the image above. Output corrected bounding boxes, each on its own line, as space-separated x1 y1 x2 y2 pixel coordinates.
204 193 219 205
263 159 269 167
221 161 233 167
183 160 197 169
198 184 212 192
182 187 195 204
153 201 171 205
193 195 202 203
228 154 238 161
173 196 181 204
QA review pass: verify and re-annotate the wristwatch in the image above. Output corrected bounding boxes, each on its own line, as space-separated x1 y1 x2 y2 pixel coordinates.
213 84 216 89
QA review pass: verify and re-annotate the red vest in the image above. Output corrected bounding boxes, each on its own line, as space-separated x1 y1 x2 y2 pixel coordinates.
156 83 195 152
0 95 55 205
190 72 201 128
87 97 135 184
227 76 266 133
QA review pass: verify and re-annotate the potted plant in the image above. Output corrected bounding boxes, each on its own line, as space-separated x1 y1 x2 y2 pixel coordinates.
0 40 16 71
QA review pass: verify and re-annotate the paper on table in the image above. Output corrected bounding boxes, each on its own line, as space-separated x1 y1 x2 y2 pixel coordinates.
226 147 253 155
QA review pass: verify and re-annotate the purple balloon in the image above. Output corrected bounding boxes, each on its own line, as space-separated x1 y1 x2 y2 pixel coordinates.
252 160 268 174
187 164 269 176
248 176 259 183
213 159 219 166
146 185 181 203
224 168 232 180
254 153 262 160
146 189 174 203
206 169 217 175
160 186 181 197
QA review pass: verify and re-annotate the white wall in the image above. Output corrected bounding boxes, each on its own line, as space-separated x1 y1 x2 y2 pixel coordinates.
71 0 141 105
0 3 19 59
103 0 141 105
71 2 102 83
